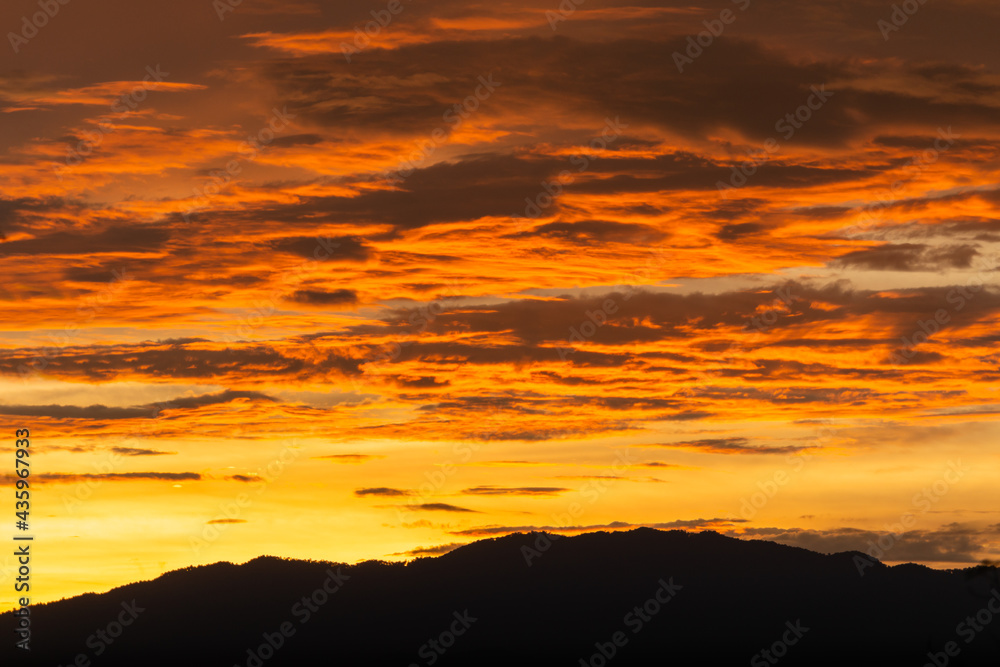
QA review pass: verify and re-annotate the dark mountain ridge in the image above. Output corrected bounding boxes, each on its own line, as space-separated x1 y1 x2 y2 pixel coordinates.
3 528 999 665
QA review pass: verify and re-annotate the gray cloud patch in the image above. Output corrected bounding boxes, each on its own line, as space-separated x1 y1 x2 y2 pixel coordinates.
271 235 373 262
460 486 570 496
0 390 275 421
415 503 479 513
832 243 979 271
355 487 410 497
0 224 170 256
111 447 176 456
452 518 747 536
392 542 465 557
288 289 358 306
649 437 809 455
1 472 201 485
313 454 384 463
739 524 988 563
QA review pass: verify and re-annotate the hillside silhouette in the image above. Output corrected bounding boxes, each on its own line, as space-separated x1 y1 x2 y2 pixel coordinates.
3 528 1000 665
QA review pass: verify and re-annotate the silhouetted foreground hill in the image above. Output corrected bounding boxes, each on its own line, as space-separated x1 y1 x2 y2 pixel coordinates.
3 529 1000 666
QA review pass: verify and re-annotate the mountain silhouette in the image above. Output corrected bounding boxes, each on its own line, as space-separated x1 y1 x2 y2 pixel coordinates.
3 528 1000 665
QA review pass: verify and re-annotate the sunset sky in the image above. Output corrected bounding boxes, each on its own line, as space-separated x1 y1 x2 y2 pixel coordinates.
2 0 1000 607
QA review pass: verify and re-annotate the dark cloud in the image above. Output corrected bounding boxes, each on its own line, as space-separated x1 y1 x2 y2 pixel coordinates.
741 524 987 563
452 521 635 537
460 486 569 496
271 235 373 262
684 385 882 407
287 289 358 306
156 390 276 412
716 223 766 241
649 437 809 455
661 410 715 421
243 153 567 231
0 403 153 419
264 34 1000 158
415 503 479 513
0 224 170 256
832 243 979 271
355 487 410 497
392 542 465 557
653 518 750 529
313 454 384 463
530 371 605 386
394 376 450 388
111 447 175 456
187 143 877 237
0 341 361 381
882 350 947 365
0 197 76 239
386 288 787 346
452 517 745 537
269 133 326 148
381 340 632 371
375 282 1000 364
0 390 275 421
63 265 131 283
401 397 636 439
871 134 996 151
510 220 668 245
1 472 201 485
